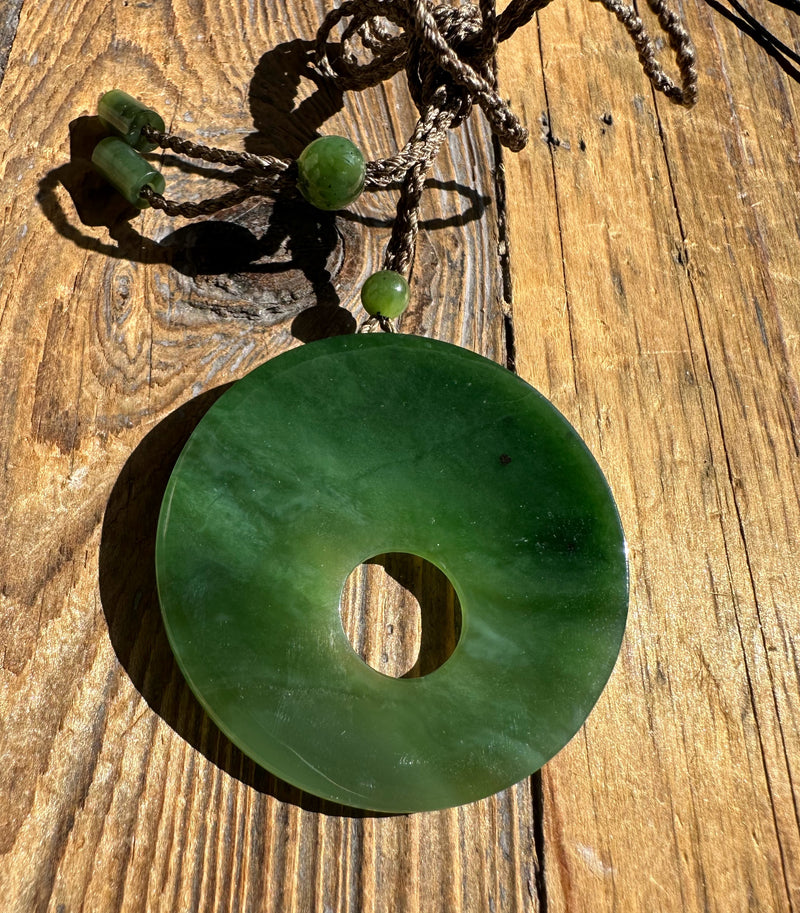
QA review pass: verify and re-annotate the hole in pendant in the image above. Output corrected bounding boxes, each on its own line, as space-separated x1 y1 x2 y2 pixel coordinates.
339 553 462 679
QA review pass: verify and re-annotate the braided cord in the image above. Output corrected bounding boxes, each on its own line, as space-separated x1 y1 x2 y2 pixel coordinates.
141 0 697 283
592 0 698 105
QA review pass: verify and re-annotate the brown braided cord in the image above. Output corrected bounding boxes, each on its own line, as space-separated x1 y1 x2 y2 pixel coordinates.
497 0 552 41
592 0 698 106
145 129 293 177
358 314 398 332
139 178 289 217
384 158 428 274
138 0 698 297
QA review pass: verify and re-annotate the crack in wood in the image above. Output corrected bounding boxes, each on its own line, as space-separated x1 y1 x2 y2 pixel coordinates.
649 51 799 912
530 772 549 913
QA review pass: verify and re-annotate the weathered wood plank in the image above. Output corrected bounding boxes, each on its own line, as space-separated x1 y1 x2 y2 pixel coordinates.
4 0 798 909
0 1 537 911
500 0 800 910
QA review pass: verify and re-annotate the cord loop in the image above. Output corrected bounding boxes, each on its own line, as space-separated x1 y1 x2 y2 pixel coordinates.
136 0 698 290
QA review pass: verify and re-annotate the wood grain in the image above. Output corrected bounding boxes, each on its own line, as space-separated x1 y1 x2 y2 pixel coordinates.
0 1 536 912
0 0 797 910
500 0 800 909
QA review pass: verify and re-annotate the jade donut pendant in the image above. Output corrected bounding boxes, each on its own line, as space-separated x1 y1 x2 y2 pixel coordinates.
156 334 628 812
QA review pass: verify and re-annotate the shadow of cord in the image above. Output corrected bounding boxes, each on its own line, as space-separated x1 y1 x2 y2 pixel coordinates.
84 34 491 814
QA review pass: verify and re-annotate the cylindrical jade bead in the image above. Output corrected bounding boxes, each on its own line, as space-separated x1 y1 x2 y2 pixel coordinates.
97 89 165 153
361 270 410 319
91 137 166 208
296 136 366 210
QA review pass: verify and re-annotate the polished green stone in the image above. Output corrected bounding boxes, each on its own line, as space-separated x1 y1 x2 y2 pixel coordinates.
91 136 165 208
97 89 165 153
361 270 410 318
296 136 366 210
156 334 628 812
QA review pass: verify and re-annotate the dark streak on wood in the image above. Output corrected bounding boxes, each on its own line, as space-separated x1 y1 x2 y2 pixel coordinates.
530 773 548 913
0 0 23 86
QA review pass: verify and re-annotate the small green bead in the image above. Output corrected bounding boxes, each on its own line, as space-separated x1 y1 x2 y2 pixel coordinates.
360 270 410 319
296 136 366 211
91 136 166 208
98 89 165 153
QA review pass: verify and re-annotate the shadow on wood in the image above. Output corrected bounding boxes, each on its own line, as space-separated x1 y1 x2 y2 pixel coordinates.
98 384 390 818
35 35 491 347
340 553 463 679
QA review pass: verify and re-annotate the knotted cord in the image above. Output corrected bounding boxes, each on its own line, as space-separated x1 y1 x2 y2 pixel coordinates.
140 0 697 280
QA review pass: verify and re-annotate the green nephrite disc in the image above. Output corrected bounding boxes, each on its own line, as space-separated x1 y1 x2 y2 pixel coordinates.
156 334 628 812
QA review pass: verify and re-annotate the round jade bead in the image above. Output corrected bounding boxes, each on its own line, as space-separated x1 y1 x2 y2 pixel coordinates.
296 136 366 210
156 334 628 813
98 89 165 153
361 270 410 319
91 136 166 208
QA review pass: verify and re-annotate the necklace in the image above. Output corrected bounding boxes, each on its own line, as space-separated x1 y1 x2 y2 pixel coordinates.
89 0 696 812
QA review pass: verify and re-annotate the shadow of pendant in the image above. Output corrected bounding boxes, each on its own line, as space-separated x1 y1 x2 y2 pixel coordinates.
98 383 380 817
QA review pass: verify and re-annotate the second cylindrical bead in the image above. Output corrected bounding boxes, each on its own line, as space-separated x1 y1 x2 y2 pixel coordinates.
92 136 166 207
